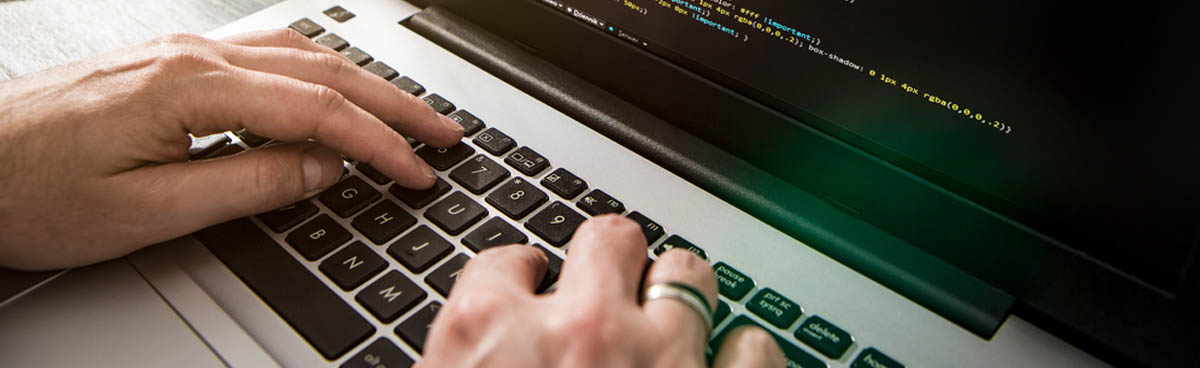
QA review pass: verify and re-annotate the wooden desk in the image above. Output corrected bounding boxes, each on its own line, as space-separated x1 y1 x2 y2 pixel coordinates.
0 0 283 82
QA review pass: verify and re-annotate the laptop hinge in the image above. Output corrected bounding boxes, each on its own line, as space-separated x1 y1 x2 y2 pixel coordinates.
402 5 1015 339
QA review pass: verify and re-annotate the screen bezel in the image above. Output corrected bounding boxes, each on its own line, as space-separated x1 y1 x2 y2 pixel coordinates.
433 0 1199 364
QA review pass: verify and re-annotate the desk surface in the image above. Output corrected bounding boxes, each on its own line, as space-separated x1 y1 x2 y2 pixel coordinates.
0 0 283 82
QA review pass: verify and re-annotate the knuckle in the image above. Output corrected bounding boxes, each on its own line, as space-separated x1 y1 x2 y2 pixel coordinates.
308 52 352 78
153 49 219 72
441 293 500 329
550 302 620 347
308 84 349 120
252 153 304 207
154 33 208 46
273 27 312 46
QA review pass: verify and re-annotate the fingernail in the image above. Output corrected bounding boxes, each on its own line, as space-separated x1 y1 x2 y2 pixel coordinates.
441 115 464 134
302 150 327 193
417 156 437 180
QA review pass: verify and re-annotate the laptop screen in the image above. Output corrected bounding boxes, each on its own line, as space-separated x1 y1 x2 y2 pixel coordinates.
533 0 1198 284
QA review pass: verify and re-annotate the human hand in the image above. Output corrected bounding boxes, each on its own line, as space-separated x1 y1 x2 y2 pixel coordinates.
419 215 786 367
0 29 463 269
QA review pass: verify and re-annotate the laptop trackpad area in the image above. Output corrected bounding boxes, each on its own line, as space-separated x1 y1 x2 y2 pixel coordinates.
0 260 223 367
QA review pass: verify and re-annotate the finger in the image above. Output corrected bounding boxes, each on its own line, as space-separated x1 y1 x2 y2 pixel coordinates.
115 142 343 236
711 326 787 368
640 249 718 357
218 45 463 147
178 68 437 189
454 244 548 296
556 215 648 303
221 28 345 58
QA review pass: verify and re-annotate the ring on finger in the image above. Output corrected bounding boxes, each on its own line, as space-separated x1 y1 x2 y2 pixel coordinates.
642 282 714 335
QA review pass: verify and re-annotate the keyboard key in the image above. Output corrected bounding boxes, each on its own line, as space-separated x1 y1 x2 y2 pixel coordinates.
747 288 802 328
323 5 356 23
473 128 516 155
196 219 372 360
626 211 665 244
534 244 563 293
396 302 441 353
416 142 475 171
447 110 485 136
852 348 904 368
713 262 754 300
188 133 230 160
795 316 854 359
315 33 349 51
387 225 454 273
363 61 398 80
425 192 488 235
711 316 826 368
525 201 586 247
319 176 381 217
285 214 352 260
351 200 416 244
426 254 469 296
389 177 451 209
340 47 373 66
342 339 412 368
234 129 271 147
577 189 625 215
356 163 391 185
203 142 244 159
450 154 510 194
256 200 318 233
486 177 548 220
422 93 456 115
715 301 732 325
541 168 588 199
462 217 528 253
288 18 324 38
653 235 707 260
356 271 426 323
391 76 425 96
504 146 550 176
319 241 387 290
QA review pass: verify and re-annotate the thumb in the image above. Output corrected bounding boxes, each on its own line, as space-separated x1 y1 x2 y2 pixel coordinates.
711 325 788 368
132 142 344 234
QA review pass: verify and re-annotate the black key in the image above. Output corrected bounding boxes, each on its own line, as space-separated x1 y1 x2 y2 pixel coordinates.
852 348 904 368
713 262 755 300
462 217 528 253
289 18 324 38
256 200 318 233
626 211 665 244
425 254 469 297
422 93 456 115
342 339 412 368
415 143 475 171
351 200 416 244
525 201 586 247
447 110 485 136
234 129 271 147
356 163 391 185
387 225 454 273
391 76 425 96
541 168 588 199
315 33 349 51
203 143 244 159
319 176 382 217
486 177 548 220
389 177 451 209
449 154 510 194
188 133 229 160
577 189 625 215
396 302 441 353
285 214 352 260
534 244 563 293
747 288 802 328
795 316 854 359
504 146 550 176
356 271 426 323
653 235 708 260
424 192 488 235
196 219 372 360
715 301 732 325
711 316 826 368
324 5 356 22
472 128 516 155
319 241 387 290
363 61 398 80
340 47 373 66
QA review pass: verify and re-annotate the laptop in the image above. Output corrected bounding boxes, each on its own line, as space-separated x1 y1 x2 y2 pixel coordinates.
2 0 1195 366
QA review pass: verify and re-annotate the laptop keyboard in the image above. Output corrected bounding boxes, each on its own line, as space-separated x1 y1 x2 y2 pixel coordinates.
188 15 906 368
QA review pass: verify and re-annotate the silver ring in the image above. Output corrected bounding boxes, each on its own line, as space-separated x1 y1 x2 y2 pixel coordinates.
642 282 714 335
